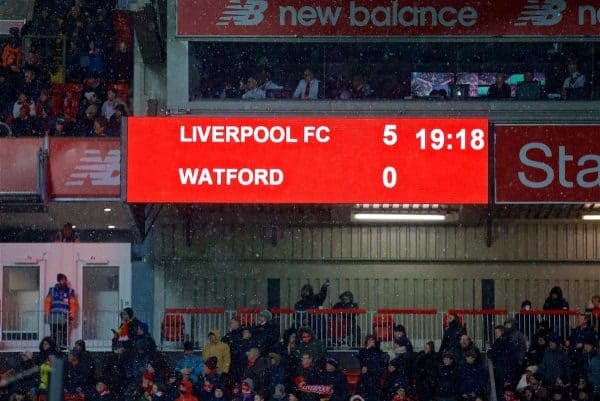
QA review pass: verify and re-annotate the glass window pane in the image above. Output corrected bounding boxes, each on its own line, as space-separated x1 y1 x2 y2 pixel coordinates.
2 266 40 341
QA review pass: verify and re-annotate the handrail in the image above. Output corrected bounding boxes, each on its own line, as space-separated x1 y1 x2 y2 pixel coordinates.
377 308 437 315
164 308 225 314
448 309 508 315
516 309 580 316
306 308 367 315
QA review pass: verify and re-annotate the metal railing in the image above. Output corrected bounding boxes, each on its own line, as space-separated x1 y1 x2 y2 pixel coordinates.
160 308 599 352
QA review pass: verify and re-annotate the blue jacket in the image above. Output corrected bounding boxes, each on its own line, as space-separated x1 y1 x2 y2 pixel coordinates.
175 353 204 383
458 362 488 397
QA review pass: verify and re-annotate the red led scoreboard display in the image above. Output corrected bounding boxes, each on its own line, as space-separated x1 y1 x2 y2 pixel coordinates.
126 117 488 204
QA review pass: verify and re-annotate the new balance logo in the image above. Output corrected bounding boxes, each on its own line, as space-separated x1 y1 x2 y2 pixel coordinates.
216 0 268 26
65 149 120 187
514 0 566 26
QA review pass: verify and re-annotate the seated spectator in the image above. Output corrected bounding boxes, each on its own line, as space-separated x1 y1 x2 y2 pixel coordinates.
36 89 51 128
240 378 256 401
11 106 41 137
571 340 597 383
111 41 133 82
74 340 96 384
326 76 351 100
13 92 36 119
350 73 375 99
440 313 465 357
456 335 482 366
65 350 94 397
415 341 437 401
93 116 110 137
516 71 541 100
569 314 597 351
517 366 538 392
293 353 331 401
101 342 129 396
272 328 298 370
175 341 204 384
241 77 266 100
78 91 103 121
203 329 231 374
520 386 538 401
382 355 412 401
488 73 511 99
102 88 129 120
393 325 414 355
91 380 113 401
293 69 320 100
79 105 99 136
211 384 228 401
199 357 222 400
259 70 283 91
50 118 72 137
562 60 586 100
82 74 108 104
107 104 127 136
217 79 241 99
320 357 347 401
20 69 45 102
243 348 268 395
62 90 80 127
8 387 30 401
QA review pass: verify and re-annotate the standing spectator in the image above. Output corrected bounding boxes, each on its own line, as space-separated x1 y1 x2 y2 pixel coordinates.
107 104 127 137
539 335 570 386
543 287 570 339
440 313 465 358
11 106 39 137
490 326 518 395
457 350 488 401
293 69 320 100
223 318 245 381
62 90 79 128
516 300 535 342
65 350 94 397
55 222 80 243
175 341 204 384
272 328 298 370
505 318 528 367
456 335 482 367
203 330 231 374
293 353 330 401
294 281 329 327
516 71 541 100
82 74 108 104
36 89 52 129
487 73 511 99
436 352 459 401
332 291 360 343
44 273 77 348
320 357 348 401
393 325 414 355
294 327 326 367
562 60 586 100
415 341 438 401
252 310 279 356
110 41 133 82
102 88 129 120
265 353 288 398
113 307 142 349
382 356 412 401
20 69 44 101
569 314 598 352
356 335 388 401
243 348 268 395
37 336 58 365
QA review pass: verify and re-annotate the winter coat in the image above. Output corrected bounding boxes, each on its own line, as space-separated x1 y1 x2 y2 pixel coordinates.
457 362 488 397
101 352 129 395
126 352 151 384
252 320 280 356
415 351 438 401
440 320 466 358
356 346 389 401
294 284 328 312
293 365 323 401
543 287 570 310
203 329 231 373
175 354 205 384
320 369 349 401
436 363 459 398
265 356 288 396
456 343 482 367
65 360 94 395
490 335 519 387
382 369 411 400
243 357 269 395
570 349 596 382
272 335 298 370
588 354 600 396
294 336 327 366
506 327 528 365
394 337 414 355
222 328 244 378
539 346 570 385
332 291 358 309
569 325 598 348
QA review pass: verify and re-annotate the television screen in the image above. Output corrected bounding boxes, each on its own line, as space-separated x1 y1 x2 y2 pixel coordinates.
456 73 497 97
411 73 455 97
506 73 546 97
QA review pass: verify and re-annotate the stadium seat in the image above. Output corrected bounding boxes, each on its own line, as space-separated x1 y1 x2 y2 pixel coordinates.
162 314 185 342
372 313 394 341
108 82 129 103
112 10 134 47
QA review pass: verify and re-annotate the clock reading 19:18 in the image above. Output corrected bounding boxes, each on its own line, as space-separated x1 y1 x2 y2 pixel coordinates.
415 128 486 151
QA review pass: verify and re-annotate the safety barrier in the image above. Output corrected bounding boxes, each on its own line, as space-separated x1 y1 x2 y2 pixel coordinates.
506 309 580 342
162 308 226 349
374 309 439 350
306 308 367 349
447 309 508 349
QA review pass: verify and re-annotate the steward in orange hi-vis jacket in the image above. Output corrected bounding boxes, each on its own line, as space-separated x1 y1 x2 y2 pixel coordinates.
44 273 77 348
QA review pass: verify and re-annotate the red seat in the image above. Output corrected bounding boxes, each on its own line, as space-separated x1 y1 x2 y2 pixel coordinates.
372 313 394 342
112 11 134 46
64 395 85 401
108 82 129 103
162 314 185 342
343 369 360 394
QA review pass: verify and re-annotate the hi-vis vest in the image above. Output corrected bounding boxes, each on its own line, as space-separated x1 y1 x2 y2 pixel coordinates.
47 285 74 315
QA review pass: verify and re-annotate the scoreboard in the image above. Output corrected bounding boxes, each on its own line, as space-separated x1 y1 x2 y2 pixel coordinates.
126 117 488 204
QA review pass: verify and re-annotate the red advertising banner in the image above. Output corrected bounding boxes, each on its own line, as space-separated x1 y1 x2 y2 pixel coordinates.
495 125 600 203
0 138 41 193
49 138 121 198
177 0 600 37
126 117 488 204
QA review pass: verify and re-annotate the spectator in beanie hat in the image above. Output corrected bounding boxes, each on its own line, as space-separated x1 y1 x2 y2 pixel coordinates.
320 357 348 401
265 352 288 397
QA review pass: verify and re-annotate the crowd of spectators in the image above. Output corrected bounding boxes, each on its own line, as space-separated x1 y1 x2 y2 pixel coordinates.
0 0 132 138
1 286 599 401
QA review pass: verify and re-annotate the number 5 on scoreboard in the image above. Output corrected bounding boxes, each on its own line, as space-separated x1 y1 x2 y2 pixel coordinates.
383 124 397 146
